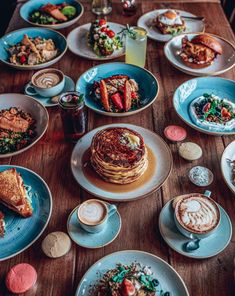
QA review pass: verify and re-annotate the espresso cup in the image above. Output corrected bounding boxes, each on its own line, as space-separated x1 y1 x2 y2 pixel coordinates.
77 199 117 234
174 191 221 239
25 68 65 98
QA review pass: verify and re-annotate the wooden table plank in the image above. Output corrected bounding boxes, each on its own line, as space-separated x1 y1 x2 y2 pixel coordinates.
0 1 234 296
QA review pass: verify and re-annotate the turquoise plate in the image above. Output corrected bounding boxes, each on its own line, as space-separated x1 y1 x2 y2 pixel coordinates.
67 204 121 249
75 250 189 296
24 75 75 107
0 165 52 261
76 62 159 117
20 0 84 30
173 77 235 135
159 199 232 259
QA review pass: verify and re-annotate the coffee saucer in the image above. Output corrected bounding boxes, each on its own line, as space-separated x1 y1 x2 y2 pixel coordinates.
159 200 232 259
24 76 75 107
67 204 121 249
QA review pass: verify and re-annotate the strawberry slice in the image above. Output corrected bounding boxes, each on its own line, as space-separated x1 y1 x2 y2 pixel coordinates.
121 279 136 296
99 80 110 111
123 80 132 111
203 102 211 113
111 93 124 110
221 107 231 119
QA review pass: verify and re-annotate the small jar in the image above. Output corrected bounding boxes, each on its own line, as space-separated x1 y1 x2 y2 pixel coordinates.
122 0 137 16
59 91 87 142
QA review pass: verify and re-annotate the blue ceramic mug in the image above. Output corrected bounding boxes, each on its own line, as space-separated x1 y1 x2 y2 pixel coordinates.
25 68 65 98
77 199 117 234
174 191 221 239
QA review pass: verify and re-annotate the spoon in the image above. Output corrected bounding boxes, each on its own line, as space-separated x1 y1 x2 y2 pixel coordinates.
181 15 205 21
184 235 201 252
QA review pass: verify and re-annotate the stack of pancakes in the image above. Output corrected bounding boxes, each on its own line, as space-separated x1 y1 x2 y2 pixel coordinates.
90 127 148 184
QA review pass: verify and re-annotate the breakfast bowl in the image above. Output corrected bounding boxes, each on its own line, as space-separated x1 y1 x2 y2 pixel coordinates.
76 62 159 117
0 93 49 158
0 27 67 70
20 0 84 30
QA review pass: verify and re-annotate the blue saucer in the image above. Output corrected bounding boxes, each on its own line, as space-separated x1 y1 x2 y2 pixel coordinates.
0 165 52 261
67 204 121 249
24 75 75 107
159 199 232 259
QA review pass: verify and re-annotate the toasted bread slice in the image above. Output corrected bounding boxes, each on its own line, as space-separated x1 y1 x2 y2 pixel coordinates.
0 211 5 237
0 169 32 217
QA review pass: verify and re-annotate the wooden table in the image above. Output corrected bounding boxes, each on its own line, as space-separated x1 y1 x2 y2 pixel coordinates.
0 1 235 295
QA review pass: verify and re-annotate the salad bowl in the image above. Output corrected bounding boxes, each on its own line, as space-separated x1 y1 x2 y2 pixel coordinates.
173 77 235 135
20 0 84 29
0 27 67 70
76 62 159 116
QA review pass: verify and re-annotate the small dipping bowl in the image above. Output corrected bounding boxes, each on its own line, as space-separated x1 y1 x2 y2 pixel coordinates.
189 166 214 187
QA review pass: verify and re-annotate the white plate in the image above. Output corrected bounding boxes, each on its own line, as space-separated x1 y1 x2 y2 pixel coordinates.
221 141 235 194
67 22 125 60
0 93 49 158
71 123 172 202
138 9 205 42
164 33 235 76
75 250 189 296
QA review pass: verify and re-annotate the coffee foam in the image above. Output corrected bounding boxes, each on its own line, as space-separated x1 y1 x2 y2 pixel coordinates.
34 71 62 88
176 195 220 233
78 200 107 225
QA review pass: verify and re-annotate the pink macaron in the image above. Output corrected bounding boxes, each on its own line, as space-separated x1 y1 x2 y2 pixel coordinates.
5 263 37 294
164 125 187 142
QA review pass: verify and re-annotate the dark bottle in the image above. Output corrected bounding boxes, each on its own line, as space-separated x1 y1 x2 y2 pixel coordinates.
59 91 87 142
122 0 137 16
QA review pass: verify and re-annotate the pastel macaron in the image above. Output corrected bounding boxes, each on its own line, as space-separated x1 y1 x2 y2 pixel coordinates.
164 125 187 142
178 142 202 161
5 263 37 293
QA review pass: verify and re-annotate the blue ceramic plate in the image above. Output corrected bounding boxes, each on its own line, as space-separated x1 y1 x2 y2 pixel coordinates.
173 77 235 135
20 0 84 29
0 165 52 261
76 63 159 117
75 250 189 296
24 75 75 107
159 199 232 259
67 204 121 248
0 27 67 70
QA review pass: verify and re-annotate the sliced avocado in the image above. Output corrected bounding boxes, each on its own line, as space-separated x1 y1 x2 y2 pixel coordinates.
61 6 76 18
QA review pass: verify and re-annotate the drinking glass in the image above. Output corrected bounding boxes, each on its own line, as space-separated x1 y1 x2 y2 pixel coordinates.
125 26 147 68
92 0 112 15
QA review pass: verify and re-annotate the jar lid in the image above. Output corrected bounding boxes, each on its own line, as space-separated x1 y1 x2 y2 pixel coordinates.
59 91 84 109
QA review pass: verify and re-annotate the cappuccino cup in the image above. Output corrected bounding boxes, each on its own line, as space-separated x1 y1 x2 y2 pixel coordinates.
25 68 65 98
174 191 220 239
77 199 117 233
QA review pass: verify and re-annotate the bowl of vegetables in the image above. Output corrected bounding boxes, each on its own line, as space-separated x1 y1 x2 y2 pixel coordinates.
20 0 83 29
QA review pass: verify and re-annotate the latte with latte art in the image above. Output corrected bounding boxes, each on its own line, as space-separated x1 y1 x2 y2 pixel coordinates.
33 70 62 88
175 195 220 234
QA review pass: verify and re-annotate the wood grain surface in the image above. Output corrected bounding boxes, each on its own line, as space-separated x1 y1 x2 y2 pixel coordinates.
0 1 234 296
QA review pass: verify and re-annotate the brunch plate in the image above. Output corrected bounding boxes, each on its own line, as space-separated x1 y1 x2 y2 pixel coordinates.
0 27 67 70
20 0 84 29
173 77 235 135
0 93 49 158
24 75 75 107
138 9 205 43
0 165 52 261
75 250 189 296
67 203 121 248
221 141 235 194
76 62 159 117
71 123 172 202
159 199 232 259
67 23 125 60
164 33 235 76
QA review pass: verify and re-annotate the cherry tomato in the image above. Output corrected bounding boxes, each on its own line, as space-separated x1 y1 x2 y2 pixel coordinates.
121 279 136 296
20 55 26 64
131 92 138 99
221 107 231 119
107 30 115 38
99 19 106 26
203 102 211 113
101 27 108 32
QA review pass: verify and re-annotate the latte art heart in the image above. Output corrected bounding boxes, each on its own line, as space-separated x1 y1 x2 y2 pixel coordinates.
34 72 61 88
176 196 220 233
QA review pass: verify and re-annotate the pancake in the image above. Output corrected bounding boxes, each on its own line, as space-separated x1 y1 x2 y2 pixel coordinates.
90 127 148 184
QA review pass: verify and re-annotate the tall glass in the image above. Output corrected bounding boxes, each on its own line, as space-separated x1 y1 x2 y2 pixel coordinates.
125 26 147 68
92 0 112 15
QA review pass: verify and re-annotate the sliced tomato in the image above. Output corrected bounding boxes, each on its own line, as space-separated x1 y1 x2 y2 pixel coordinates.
100 80 110 111
121 279 136 296
111 93 124 110
221 107 231 119
107 30 115 38
101 27 108 32
123 80 132 111
203 102 211 113
99 19 106 26
131 92 138 99
20 55 26 64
